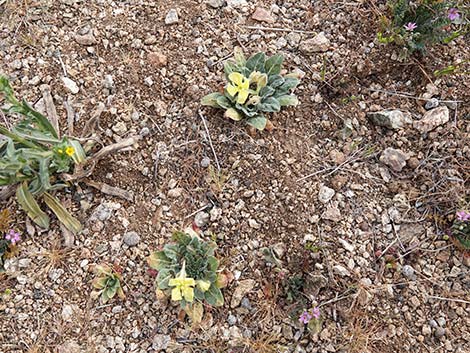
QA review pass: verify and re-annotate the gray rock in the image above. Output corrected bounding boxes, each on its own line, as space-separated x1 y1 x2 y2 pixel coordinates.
152 334 171 350
123 231 140 246
112 121 127 135
194 211 210 228
318 184 335 203
62 77 79 94
333 265 350 277
168 187 184 198
227 314 237 326
299 32 330 53
424 98 439 110
368 110 412 130
103 75 114 90
287 32 301 46
206 0 224 7
90 202 121 222
437 317 446 327
401 265 416 280
413 106 449 133
165 9 179 25
57 341 81 353
429 319 438 328
380 148 409 172
435 327 446 338
200 157 211 168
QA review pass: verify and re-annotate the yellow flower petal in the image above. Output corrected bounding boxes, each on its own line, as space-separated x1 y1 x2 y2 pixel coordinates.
226 83 238 97
237 89 249 104
229 72 243 86
169 278 178 286
171 287 182 301
197 280 211 292
182 286 194 302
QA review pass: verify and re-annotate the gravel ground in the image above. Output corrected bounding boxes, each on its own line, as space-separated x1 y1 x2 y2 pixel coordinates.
0 0 469 352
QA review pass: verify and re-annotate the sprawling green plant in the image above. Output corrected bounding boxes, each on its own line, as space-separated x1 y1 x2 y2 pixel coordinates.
378 1 468 55
201 48 301 131
91 264 125 304
451 210 470 250
0 77 86 233
148 229 226 323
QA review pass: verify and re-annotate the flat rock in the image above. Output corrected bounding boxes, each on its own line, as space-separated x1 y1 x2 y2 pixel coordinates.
62 77 79 94
152 334 171 350
226 0 247 7
368 110 412 130
165 9 179 24
206 0 224 8
322 202 341 222
57 341 81 353
413 106 449 133
74 33 97 46
231 279 255 308
252 7 275 23
299 32 330 53
318 184 335 203
380 148 409 172
148 52 167 68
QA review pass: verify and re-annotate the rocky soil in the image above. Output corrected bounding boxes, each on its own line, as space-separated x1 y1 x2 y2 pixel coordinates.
0 0 469 353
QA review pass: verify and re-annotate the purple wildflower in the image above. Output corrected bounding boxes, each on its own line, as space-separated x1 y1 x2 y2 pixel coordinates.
311 307 321 319
5 229 20 245
456 211 470 222
448 8 460 21
299 310 313 324
404 22 418 31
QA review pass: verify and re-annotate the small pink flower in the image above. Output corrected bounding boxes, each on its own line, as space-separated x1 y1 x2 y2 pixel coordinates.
5 229 21 245
311 307 321 319
299 310 313 324
448 8 460 21
456 211 470 222
404 22 417 31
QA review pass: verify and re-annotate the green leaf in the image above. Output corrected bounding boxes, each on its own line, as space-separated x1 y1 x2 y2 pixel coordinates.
224 61 238 76
216 95 233 109
207 256 219 272
69 140 86 164
200 91 223 108
16 182 50 229
245 52 266 73
278 77 299 92
224 108 242 121
148 251 173 270
233 47 246 66
156 268 172 290
264 54 283 76
246 116 267 131
278 95 299 107
43 192 82 234
204 285 224 307
268 75 284 88
259 97 281 112
259 86 275 98
163 244 179 261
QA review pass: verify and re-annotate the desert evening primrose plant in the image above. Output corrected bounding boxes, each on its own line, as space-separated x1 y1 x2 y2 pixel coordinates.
148 228 227 324
0 76 85 233
201 47 301 131
378 1 468 55
91 264 125 304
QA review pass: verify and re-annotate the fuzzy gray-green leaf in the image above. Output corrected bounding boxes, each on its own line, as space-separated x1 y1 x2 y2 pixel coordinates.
265 54 283 76
259 97 281 112
246 116 267 131
278 95 299 107
43 192 82 234
245 52 266 73
16 182 50 229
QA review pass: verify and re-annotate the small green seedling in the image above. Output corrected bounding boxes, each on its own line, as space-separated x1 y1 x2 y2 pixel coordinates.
91 264 125 304
201 47 301 131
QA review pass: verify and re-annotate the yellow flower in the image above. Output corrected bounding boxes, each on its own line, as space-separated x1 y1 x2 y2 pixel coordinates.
65 146 75 157
196 280 211 292
226 72 250 104
168 263 195 302
57 148 64 154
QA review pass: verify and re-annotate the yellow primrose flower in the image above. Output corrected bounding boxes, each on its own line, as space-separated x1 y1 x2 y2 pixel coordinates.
226 72 250 104
169 277 196 302
196 280 211 292
65 146 75 157
168 263 195 302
